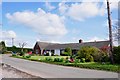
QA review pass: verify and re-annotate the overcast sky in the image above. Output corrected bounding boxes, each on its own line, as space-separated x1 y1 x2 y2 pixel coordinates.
1 0 119 48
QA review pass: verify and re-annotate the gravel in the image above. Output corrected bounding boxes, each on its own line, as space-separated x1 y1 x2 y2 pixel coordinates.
1 63 39 78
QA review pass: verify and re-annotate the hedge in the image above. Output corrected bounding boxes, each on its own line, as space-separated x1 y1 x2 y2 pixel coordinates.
7 47 32 53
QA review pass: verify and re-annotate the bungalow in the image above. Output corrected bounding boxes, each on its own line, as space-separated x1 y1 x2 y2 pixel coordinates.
33 40 110 56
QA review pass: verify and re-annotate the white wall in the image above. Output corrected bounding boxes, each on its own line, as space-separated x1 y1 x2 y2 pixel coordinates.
54 49 60 55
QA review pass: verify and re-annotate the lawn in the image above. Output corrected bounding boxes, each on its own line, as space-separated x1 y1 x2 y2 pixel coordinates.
15 55 69 60
12 55 120 73
30 56 69 60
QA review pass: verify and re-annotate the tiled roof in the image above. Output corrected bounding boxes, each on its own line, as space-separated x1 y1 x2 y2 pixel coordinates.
36 41 110 50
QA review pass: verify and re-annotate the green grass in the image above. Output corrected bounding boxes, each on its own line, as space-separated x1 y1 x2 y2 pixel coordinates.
12 55 120 73
30 56 69 60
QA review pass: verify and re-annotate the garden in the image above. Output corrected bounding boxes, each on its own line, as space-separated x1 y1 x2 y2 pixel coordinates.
1 41 119 72
11 46 120 73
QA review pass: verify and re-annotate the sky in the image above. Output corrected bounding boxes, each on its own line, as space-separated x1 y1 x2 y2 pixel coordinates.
1 0 119 48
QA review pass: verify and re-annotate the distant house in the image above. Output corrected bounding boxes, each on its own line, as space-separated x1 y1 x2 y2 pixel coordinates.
33 40 110 55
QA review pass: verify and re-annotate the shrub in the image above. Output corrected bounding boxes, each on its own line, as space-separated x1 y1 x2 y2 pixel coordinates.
65 57 69 63
74 59 80 63
54 54 59 56
89 56 94 62
64 47 72 56
62 52 69 56
65 59 69 63
26 55 31 58
54 58 64 62
60 58 64 62
77 46 104 62
12 54 16 57
113 46 120 64
19 52 25 56
24 49 28 53
81 58 85 63
100 54 110 62
45 57 53 62
54 58 60 62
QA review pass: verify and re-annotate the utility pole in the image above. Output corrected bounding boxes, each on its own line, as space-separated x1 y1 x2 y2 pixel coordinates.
106 0 114 64
12 38 14 46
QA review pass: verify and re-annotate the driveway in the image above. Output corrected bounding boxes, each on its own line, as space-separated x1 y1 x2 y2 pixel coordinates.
2 54 118 78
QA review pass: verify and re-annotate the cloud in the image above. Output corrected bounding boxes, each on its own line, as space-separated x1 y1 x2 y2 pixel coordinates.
58 2 68 15
67 2 100 21
6 8 68 36
45 2 55 11
1 30 16 39
0 30 17 47
102 0 118 10
58 2 105 21
58 1 118 21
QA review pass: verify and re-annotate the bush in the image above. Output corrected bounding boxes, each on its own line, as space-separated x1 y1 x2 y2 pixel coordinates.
100 54 110 62
89 56 94 62
64 47 72 56
26 55 31 58
74 59 80 63
77 46 104 62
81 58 85 63
54 58 64 62
45 57 53 62
54 54 59 56
113 46 120 64
54 58 60 62
60 58 64 62
19 52 25 56
65 57 69 63
61 52 69 56
12 54 16 57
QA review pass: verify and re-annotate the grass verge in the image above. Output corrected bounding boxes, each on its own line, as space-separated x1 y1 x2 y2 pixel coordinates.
12 56 120 73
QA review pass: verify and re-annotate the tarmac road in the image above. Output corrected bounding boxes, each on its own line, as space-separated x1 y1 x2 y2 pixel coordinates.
2 54 118 79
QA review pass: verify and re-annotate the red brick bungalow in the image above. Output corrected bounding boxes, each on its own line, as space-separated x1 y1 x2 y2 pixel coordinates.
33 40 110 55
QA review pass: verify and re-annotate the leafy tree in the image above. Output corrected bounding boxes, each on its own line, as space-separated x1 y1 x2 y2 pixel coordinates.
1 41 7 54
11 45 17 53
0 43 2 54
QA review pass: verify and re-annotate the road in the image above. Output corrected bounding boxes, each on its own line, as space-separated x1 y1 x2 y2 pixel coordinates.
2 54 118 78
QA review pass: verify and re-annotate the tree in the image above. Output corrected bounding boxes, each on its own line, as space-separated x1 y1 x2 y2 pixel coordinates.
0 43 2 53
1 41 7 54
112 20 120 42
19 42 27 52
11 45 17 53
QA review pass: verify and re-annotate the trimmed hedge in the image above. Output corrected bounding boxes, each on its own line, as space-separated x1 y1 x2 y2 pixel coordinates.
7 47 32 53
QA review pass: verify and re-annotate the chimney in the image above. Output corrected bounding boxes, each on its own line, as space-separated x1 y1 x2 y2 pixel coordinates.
79 39 83 43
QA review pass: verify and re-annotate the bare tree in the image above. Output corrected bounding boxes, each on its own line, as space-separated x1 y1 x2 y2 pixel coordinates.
19 42 27 52
112 20 120 45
